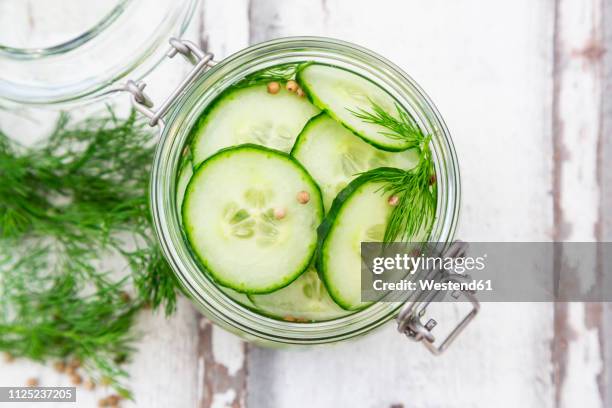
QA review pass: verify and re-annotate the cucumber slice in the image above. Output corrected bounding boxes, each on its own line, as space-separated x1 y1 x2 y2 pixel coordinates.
176 159 193 212
191 85 320 166
249 267 350 322
183 144 324 294
292 113 419 211
297 64 412 151
317 176 394 310
220 286 255 308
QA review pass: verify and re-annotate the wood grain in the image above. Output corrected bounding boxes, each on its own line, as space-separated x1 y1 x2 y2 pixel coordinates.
197 321 248 408
552 0 605 407
602 1 612 405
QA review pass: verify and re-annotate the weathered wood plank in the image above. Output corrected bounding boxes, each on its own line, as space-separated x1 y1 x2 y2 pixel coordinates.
126 298 200 408
196 2 251 408
552 0 605 407
112 7 212 406
200 0 250 57
247 1 556 407
198 321 248 408
603 1 612 405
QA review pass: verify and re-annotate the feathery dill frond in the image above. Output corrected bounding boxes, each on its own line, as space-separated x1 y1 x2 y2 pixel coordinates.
351 101 437 242
233 63 302 88
0 110 179 397
349 100 426 150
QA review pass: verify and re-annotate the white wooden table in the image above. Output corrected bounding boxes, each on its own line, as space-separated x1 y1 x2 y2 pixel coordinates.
1 0 610 407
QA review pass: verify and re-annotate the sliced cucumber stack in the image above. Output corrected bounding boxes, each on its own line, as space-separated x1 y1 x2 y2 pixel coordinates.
317 176 394 310
178 61 436 319
191 85 320 166
297 64 412 151
249 267 350 322
292 113 419 211
183 144 323 294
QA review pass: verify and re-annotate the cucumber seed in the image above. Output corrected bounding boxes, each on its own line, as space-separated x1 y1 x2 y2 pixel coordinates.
273 208 287 220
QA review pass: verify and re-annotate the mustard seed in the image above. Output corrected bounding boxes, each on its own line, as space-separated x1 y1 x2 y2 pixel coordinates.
70 374 83 386
296 191 310 204
53 361 66 373
267 82 281 94
286 80 299 93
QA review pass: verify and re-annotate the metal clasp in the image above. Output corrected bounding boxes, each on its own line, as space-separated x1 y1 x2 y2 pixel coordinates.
122 38 216 127
397 241 480 355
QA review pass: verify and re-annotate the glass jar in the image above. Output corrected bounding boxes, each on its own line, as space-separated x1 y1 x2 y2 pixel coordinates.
148 37 462 346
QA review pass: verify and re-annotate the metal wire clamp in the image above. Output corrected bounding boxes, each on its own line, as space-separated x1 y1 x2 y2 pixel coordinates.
122 38 216 127
396 241 480 355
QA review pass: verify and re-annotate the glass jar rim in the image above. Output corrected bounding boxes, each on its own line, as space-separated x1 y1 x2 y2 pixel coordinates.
0 0 196 106
0 0 131 58
151 36 461 344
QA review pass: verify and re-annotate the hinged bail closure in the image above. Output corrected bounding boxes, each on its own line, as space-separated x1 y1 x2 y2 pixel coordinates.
122 38 216 127
396 240 480 355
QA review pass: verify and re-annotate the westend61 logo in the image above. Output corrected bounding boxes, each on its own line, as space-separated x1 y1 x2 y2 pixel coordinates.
362 242 612 302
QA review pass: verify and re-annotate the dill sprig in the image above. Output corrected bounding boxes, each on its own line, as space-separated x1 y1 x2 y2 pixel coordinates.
358 145 436 242
0 110 179 396
351 102 437 242
233 63 301 88
349 100 426 150
0 249 138 398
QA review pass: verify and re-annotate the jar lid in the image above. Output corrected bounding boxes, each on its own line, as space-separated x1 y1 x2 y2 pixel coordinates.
0 0 196 105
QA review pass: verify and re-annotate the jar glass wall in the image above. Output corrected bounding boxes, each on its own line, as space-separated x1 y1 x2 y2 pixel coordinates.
151 37 461 345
